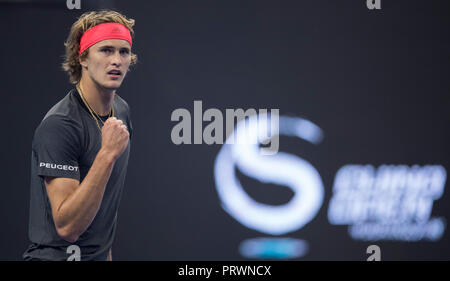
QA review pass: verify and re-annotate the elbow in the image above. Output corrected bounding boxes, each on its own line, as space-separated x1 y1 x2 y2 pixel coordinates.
53 213 81 243
64 234 79 244
56 226 80 243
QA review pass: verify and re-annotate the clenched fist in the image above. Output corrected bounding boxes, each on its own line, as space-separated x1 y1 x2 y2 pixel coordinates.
100 117 129 160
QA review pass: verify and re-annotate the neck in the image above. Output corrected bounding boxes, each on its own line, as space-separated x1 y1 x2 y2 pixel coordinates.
78 77 115 116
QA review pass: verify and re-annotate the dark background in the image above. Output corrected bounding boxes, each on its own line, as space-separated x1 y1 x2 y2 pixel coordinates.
0 0 449 260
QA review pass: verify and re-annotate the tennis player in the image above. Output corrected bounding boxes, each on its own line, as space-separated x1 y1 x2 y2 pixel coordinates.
23 10 137 261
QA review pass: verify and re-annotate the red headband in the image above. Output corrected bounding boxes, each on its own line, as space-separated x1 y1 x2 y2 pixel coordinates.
79 22 132 54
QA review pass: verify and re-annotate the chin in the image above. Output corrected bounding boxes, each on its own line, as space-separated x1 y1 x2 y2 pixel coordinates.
103 80 122 90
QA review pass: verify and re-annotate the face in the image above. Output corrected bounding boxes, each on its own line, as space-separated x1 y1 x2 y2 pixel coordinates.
80 39 131 90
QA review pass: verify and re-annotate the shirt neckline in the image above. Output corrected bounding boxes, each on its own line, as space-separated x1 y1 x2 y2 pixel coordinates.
72 87 114 119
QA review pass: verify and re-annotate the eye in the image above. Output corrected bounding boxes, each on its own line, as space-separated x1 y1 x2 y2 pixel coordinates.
120 49 130 55
101 48 112 53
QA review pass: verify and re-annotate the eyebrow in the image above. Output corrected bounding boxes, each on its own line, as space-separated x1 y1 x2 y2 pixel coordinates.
99 45 130 51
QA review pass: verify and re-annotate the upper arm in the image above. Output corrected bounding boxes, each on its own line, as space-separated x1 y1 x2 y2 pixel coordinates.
44 176 79 229
33 115 82 181
32 115 82 234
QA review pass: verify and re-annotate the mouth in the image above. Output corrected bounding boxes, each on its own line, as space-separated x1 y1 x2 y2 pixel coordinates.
107 69 122 79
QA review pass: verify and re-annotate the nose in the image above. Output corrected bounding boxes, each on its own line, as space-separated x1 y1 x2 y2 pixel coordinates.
111 50 122 67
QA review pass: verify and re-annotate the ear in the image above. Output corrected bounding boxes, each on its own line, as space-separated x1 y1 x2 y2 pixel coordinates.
79 55 88 69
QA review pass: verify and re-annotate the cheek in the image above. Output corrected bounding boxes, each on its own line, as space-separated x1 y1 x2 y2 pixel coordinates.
92 61 108 75
122 60 131 72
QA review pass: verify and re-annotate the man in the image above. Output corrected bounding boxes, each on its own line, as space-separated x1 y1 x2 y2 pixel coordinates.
23 10 137 261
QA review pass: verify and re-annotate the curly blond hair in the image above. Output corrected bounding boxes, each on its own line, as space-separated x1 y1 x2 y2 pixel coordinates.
62 10 138 84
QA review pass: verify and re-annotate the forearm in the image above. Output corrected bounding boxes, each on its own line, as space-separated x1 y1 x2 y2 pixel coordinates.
55 149 116 239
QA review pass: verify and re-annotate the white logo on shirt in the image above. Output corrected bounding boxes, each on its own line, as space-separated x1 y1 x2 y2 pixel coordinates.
39 162 79 172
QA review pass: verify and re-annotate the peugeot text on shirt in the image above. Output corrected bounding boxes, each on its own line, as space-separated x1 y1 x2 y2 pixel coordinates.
39 162 79 172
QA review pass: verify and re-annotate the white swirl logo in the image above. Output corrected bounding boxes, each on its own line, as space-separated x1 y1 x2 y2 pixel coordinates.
214 114 325 235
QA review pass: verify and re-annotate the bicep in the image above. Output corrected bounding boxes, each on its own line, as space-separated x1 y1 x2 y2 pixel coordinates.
44 176 79 225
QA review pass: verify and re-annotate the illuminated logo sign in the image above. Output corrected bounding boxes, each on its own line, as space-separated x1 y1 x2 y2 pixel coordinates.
214 114 325 258
328 164 447 241
214 114 324 234
213 113 447 258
